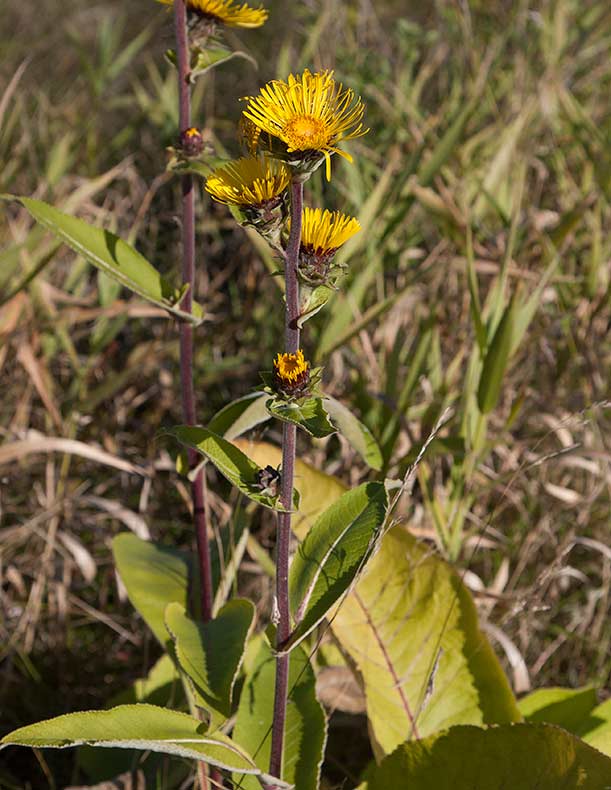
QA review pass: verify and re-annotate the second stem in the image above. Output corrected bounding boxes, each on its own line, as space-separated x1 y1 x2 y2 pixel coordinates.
269 177 304 780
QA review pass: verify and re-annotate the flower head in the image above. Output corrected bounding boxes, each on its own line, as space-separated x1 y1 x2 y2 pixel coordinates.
273 350 310 398
301 208 361 254
296 208 361 284
158 0 268 28
205 155 290 207
242 69 367 180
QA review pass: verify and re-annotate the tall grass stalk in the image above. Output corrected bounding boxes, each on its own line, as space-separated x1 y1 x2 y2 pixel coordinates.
270 178 304 779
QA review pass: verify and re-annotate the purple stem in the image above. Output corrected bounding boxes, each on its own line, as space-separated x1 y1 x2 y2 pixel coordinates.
173 0 213 625
269 178 304 780
172 1 216 786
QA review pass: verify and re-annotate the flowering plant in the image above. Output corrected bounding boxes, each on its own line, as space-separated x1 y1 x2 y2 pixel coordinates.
2 3 611 790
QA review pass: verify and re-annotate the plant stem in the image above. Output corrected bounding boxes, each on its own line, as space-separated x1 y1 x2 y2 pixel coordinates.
173 0 213 625
269 178 303 780
172 2 215 786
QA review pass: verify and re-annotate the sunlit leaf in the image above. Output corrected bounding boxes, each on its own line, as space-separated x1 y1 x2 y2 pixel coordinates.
1 195 203 323
208 392 270 440
112 533 190 647
165 600 255 726
358 723 611 789
169 426 299 511
233 641 326 790
265 396 335 438
287 482 387 650
77 655 183 782
579 698 611 758
518 686 598 733
323 396 382 470
0 705 259 773
332 527 520 758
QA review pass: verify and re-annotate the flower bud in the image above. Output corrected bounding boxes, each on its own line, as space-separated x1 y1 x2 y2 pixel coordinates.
179 127 205 157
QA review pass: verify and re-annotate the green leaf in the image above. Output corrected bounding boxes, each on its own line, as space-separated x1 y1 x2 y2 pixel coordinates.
323 396 383 470
579 698 611 758
358 723 611 789
208 392 270 440
112 533 190 647
1 195 203 323
265 396 336 438
287 482 388 650
332 527 520 758
233 641 327 790
169 426 299 511
165 600 255 725
78 655 183 783
298 284 334 327
166 45 256 82
233 439 347 540
477 297 517 414
0 705 259 773
518 686 598 733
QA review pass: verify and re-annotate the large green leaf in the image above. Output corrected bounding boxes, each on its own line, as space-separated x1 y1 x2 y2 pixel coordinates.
170 426 299 511
78 655 183 782
579 698 611 758
0 705 259 773
2 196 203 323
208 392 270 440
233 641 327 790
518 686 598 733
323 396 382 470
332 527 520 758
266 396 336 438
357 723 611 789
112 533 191 647
286 482 388 650
233 439 347 540
165 600 255 725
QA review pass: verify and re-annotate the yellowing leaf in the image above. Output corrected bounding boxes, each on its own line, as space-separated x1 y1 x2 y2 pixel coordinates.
332 527 520 757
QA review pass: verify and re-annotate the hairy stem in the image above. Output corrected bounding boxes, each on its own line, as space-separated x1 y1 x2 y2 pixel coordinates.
269 178 304 780
173 2 215 787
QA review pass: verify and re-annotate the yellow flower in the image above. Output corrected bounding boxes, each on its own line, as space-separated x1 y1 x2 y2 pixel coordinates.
242 69 367 179
158 0 268 28
273 350 310 397
300 208 361 255
205 155 290 207
294 208 361 285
